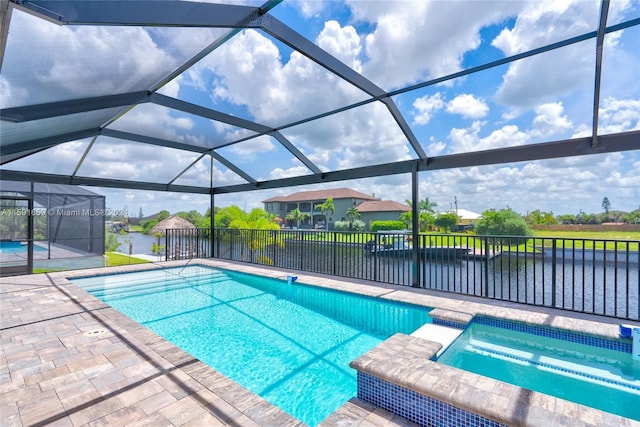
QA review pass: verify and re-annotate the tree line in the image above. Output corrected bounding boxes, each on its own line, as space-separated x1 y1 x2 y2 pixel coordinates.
107 196 639 241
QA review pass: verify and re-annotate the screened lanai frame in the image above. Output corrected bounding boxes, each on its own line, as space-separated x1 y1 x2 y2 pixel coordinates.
0 180 105 275
0 0 639 275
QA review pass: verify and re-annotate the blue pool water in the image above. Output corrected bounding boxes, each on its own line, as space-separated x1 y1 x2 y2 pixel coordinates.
437 319 640 421
0 241 46 254
72 265 432 426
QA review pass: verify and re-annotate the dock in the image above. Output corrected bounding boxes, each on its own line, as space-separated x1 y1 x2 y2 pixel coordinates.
370 244 502 261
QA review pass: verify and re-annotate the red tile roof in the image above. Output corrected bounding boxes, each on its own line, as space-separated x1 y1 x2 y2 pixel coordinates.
262 188 378 203
356 200 410 212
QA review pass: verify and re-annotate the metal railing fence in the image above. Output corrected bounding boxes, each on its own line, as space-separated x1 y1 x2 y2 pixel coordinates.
165 228 639 321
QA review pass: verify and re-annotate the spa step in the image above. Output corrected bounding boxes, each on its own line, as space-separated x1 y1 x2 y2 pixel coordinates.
410 323 462 356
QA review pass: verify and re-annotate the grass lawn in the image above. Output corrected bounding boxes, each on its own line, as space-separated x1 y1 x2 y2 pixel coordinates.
105 252 151 266
33 252 150 273
280 229 640 248
532 229 640 241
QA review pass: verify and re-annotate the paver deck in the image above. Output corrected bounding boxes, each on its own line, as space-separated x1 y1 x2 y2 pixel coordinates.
2 258 639 426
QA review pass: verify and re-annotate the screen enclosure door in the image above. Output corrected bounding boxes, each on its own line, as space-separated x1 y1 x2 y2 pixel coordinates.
0 197 33 276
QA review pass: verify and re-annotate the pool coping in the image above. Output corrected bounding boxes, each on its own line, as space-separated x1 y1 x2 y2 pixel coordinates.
2 258 639 426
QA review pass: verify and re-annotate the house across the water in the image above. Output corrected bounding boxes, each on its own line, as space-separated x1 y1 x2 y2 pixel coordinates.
263 188 410 230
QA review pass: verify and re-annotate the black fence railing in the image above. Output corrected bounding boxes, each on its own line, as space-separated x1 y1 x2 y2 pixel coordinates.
165 228 639 321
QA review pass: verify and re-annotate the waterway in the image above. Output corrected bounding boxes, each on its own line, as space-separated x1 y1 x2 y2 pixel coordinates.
113 232 160 255
255 240 639 320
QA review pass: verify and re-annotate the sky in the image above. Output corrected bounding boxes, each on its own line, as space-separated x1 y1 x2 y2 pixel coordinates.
2 0 639 218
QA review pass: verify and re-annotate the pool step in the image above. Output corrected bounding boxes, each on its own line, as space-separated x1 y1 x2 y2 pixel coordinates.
80 272 232 300
410 323 463 356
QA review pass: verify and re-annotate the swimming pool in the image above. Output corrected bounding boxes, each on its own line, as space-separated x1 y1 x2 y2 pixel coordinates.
71 265 432 426
437 317 640 421
0 241 47 254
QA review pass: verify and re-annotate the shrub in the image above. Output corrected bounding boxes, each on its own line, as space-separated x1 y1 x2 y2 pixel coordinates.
434 212 458 233
371 220 406 232
335 220 366 232
475 209 533 245
105 232 120 252
351 219 366 232
334 220 350 231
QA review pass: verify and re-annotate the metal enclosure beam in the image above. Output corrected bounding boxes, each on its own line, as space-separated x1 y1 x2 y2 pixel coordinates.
151 94 321 173
0 128 100 157
148 1 283 93
411 165 420 288
592 0 610 147
214 131 640 193
3 131 638 194
15 1 261 27
151 93 272 135
270 132 322 174
0 169 211 193
168 154 206 186
0 91 150 122
101 129 210 154
209 152 256 185
0 0 13 71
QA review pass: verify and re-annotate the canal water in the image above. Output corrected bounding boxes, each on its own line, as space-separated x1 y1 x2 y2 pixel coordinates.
114 232 160 255
251 241 639 320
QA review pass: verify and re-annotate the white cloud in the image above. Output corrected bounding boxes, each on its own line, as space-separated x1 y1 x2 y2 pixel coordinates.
531 102 572 138
412 93 445 125
449 121 529 153
1 10 180 107
0 76 28 108
412 151 639 215
109 104 196 144
192 26 369 128
272 96 412 171
489 0 632 110
269 166 312 179
76 137 202 182
3 140 90 175
570 96 640 138
317 20 362 70
157 76 181 98
195 18 376 170
598 97 640 134
349 0 522 89
425 137 447 156
288 0 328 19
446 94 489 119
228 136 276 156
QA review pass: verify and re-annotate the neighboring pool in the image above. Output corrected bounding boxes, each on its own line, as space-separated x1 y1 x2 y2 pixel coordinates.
437 317 640 421
0 241 47 254
71 265 432 426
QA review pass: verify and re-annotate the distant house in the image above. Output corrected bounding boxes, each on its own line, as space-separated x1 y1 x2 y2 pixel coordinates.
356 200 411 228
263 188 409 230
263 188 377 229
453 208 482 231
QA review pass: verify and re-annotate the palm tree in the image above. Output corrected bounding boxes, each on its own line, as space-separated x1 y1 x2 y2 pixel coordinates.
399 211 412 229
346 206 360 231
399 210 436 232
406 197 438 213
286 208 309 229
316 198 335 231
